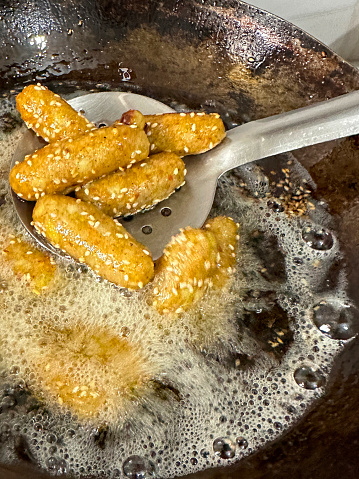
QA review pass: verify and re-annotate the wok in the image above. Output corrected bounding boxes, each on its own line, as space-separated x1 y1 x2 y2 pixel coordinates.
0 0 359 478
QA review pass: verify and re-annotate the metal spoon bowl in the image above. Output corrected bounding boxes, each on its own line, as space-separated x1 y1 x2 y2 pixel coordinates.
11 89 359 260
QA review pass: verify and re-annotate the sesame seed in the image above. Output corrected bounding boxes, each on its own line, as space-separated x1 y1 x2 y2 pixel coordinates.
84 189 89 195
191 124 196 131
152 122 158 128
124 274 129 281
174 168 179 175
184 146 189 153
138 282 143 288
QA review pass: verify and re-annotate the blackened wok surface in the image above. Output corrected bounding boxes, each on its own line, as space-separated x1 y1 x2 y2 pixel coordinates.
0 0 358 478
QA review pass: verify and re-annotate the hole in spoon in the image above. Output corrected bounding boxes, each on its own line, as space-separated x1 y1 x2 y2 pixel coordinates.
79 109 86 115
97 122 108 128
142 225 152 235
161 207 172 217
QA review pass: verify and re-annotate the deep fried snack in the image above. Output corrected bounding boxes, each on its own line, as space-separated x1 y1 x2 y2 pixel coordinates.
29 322 154 420
2 236 57 294
119 109 146 129
76 152 186 216
16 84 95 142
32 195 154 289
9 124 150 201
152 217 239 314
151 228 219 314
144 112 226 156
204 216 239 287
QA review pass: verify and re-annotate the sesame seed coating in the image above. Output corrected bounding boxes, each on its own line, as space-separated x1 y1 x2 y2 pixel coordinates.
76 152 185 217
10 124 150 201
32 195 154 289
16 84 95 142
144 112 225 156
151 216 239 314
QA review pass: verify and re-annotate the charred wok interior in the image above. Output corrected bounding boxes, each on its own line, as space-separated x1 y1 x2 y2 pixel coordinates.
0 0 359 478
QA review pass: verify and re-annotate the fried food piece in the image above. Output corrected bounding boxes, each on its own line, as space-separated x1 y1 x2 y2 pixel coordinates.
30 322 154 420
151 227 218 314
205 216 239 287
2 236 56 294
152 217 239 314
16 84 95 142
32 195 154 289
119 109 146 129
76 152 186 216
9 124 150 201
144 112 226 156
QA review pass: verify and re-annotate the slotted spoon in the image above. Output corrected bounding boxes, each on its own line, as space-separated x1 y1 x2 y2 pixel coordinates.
11 89 359 260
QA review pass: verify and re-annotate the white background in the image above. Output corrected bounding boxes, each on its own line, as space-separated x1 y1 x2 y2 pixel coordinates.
248 0 359 63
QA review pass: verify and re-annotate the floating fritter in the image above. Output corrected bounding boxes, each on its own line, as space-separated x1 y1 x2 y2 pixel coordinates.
76 152 186 216
2 236 57 294
29 321 154 421
144 112 226 156
32 195 154 289
16 84 95 142
9 124 150 201
152 216 239 314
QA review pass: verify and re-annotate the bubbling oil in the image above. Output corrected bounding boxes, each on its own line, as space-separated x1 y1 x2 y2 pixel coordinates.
0 92 355 479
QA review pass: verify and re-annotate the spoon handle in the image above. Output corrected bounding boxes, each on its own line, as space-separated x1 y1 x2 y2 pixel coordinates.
206 90 359 177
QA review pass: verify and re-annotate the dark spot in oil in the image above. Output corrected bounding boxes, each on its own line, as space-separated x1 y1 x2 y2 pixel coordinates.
242 302 294 360
250 230 286 282
0 112 22 133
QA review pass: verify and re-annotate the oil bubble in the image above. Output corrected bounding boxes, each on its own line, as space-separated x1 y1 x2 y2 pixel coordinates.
200 448 210 458
46 433 57 444
267 200 284 213
294 366 325 390
312 300 359 340
236 437 248 450
45 457 67 474
123 455 155 478
302 225 334 251
213 437 236 459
